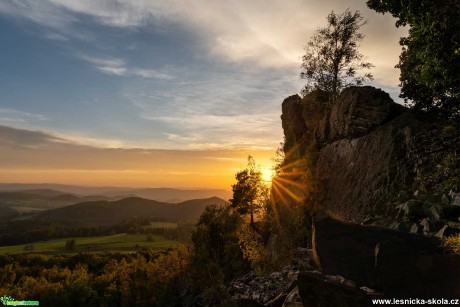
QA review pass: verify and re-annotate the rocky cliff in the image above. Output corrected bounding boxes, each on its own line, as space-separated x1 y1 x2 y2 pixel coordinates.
281 86 459 228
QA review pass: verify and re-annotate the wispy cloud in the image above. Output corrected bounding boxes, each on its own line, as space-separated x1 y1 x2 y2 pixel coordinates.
44 32 69 41
0 108 48 123
79 55 173 80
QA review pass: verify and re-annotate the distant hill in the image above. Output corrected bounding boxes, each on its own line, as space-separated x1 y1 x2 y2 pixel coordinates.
0 190 113 212
106 188 232 203
0 183 232 203
37 196 227 226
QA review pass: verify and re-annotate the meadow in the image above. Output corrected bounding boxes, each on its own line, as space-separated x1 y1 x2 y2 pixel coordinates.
0 233 179 255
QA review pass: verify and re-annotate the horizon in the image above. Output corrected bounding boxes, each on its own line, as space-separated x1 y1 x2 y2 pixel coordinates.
0 181 232 191
0 0 406 188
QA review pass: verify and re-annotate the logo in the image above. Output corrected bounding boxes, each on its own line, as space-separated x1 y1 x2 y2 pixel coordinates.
0 295 39 306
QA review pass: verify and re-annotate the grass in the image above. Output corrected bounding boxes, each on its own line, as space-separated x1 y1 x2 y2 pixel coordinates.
143 221 178 229
0 233 179 255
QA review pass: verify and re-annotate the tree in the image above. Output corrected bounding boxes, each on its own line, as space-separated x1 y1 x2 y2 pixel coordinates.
230 156 265 226
367 0 460 117
191 205 249 299
300 9 373 100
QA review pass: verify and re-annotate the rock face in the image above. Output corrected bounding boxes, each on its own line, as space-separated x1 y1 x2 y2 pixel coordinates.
328 87 395 141
281 86 459 223
312 215 460 299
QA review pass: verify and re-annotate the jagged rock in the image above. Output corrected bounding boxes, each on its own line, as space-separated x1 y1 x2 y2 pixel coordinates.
410 223 423 234
435 224 460 237
282 286 303 306
435 225 449 237
450 191 460 207
266 294 287 307
420 218 430 233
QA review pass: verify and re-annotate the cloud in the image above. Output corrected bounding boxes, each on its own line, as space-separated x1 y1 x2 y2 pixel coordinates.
0 0 405 84
44 32 69 41
0 109 48 124
0 125 276 188
79 55 173 80
0 125 67 149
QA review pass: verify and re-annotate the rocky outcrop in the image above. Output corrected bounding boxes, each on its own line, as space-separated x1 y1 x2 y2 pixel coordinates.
281 86 459 223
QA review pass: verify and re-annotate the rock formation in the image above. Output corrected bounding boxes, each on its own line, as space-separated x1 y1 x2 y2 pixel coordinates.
281 86 459 226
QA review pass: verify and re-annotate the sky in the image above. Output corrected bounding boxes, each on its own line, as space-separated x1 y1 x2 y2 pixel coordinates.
0 0 406 189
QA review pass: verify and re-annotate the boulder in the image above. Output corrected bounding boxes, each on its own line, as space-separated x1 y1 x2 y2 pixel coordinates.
423 203 444 221
420 218 431 234
312 215 402 287
312 215 460 298
295 272 371 307
396 200 424 219
375 239 460 299
449 191 460 207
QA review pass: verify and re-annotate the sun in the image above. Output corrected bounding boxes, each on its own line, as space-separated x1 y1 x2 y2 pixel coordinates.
261 167 275 182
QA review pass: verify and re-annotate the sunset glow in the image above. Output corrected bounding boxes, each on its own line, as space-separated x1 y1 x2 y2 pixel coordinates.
0 0 404 189
261 167 275 183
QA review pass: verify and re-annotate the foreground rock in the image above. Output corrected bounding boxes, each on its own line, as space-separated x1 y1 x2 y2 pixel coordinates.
312 215 460 299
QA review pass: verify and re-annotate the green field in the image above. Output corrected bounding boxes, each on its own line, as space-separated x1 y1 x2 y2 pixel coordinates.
143 221 178 229
0 233 179 255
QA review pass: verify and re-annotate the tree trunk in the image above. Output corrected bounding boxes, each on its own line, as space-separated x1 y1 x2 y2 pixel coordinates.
250 201 254 226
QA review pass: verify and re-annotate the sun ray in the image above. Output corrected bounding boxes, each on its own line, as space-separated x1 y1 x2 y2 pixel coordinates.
272 178 304 202
273 175 306 190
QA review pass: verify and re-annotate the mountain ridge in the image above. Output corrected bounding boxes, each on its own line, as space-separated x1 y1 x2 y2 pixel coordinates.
37 196 228 226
